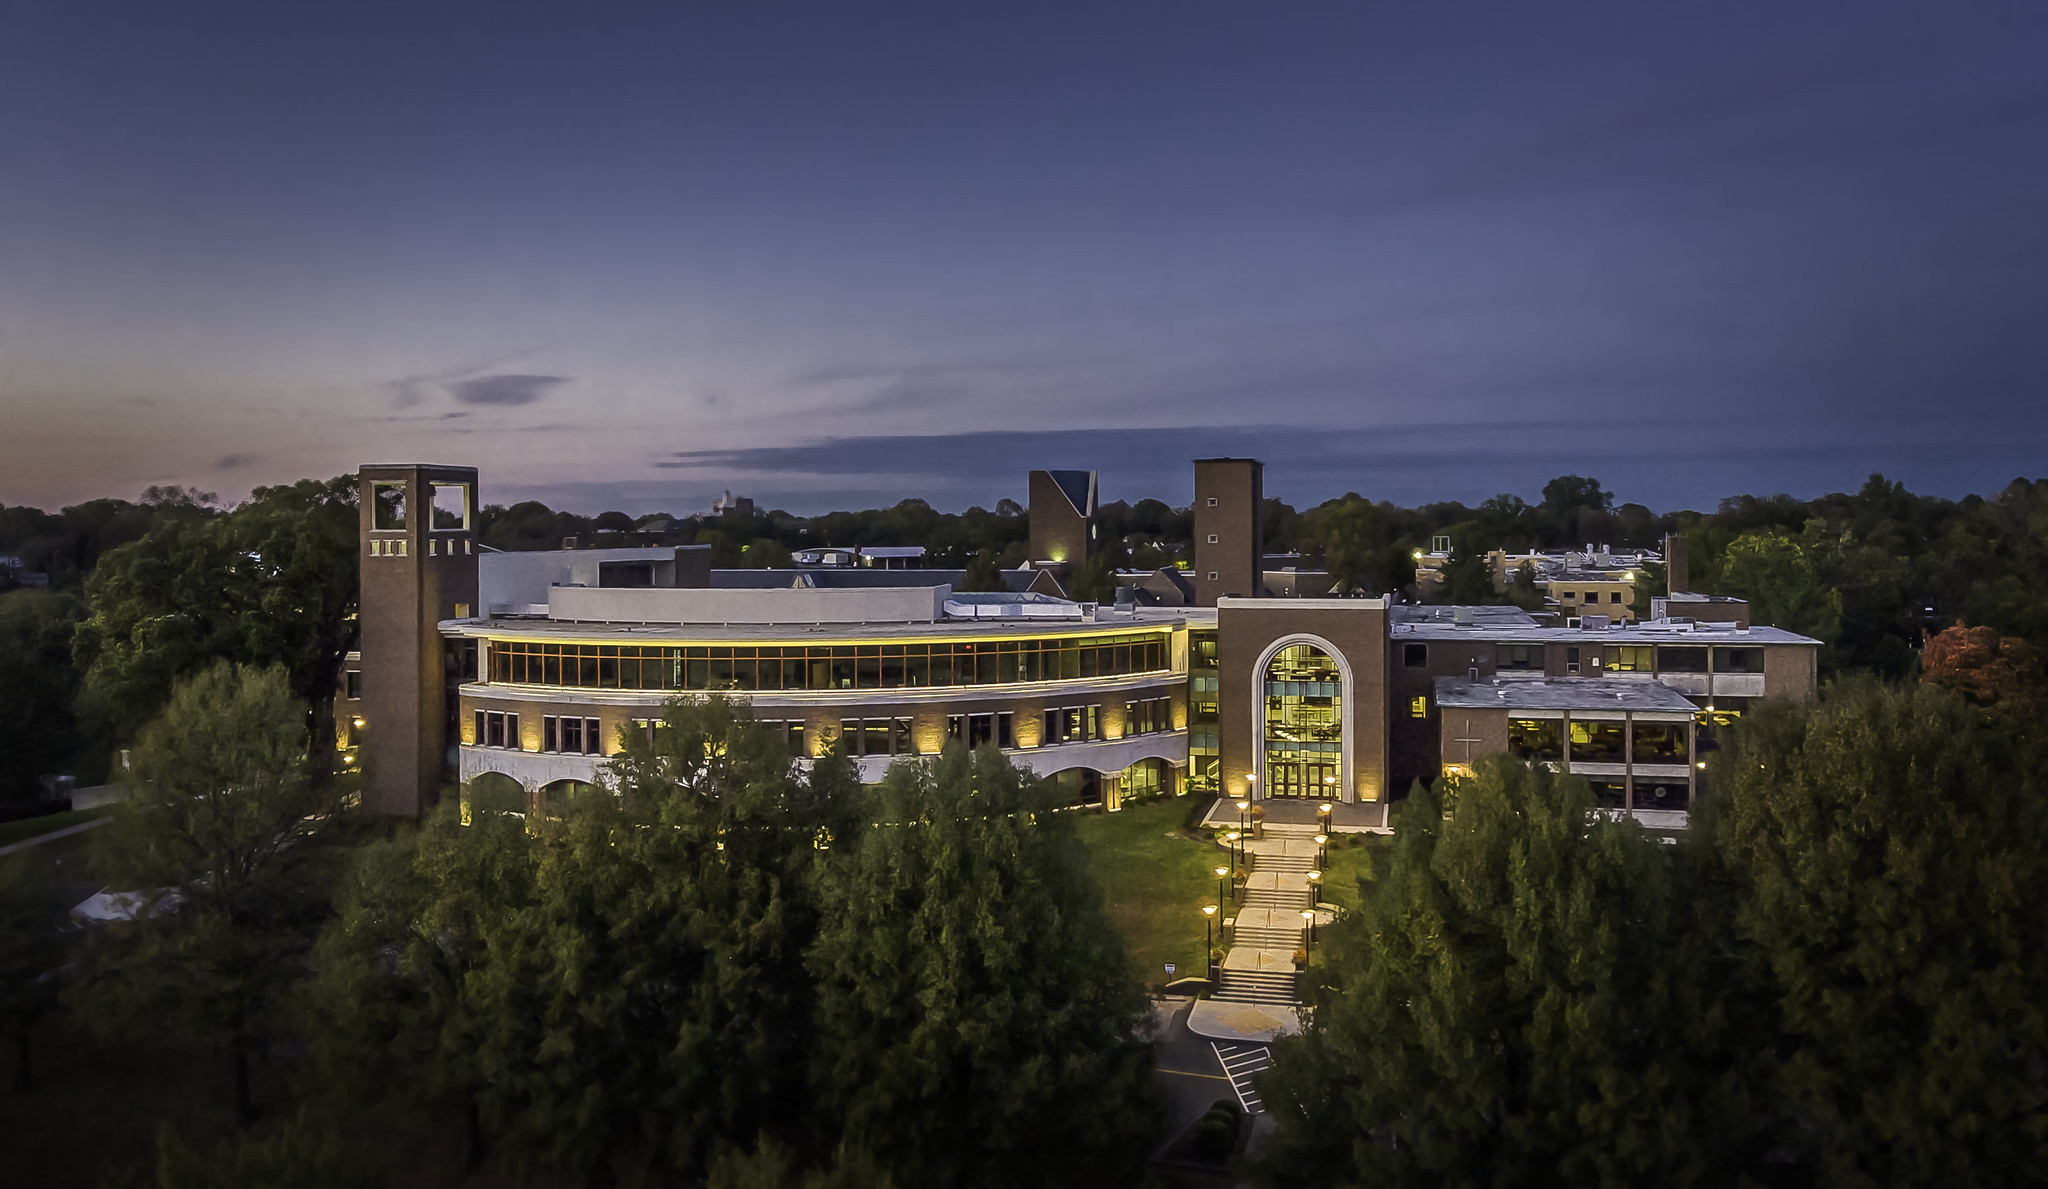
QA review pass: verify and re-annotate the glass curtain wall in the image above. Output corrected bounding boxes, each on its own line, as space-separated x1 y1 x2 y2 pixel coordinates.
486 633 1170 692
1262 644 1341 798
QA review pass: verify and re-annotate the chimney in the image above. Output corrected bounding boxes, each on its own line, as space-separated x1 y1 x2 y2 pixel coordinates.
1663 532 1689 595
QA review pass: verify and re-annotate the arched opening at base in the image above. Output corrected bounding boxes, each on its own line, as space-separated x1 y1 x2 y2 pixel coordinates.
538 778 598 820
1049 767 1103 808
463 771 528 823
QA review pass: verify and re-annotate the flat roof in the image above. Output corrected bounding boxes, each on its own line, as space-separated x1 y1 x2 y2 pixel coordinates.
444 605 1210 643
1392 606 1816 646
1434 676 1701 712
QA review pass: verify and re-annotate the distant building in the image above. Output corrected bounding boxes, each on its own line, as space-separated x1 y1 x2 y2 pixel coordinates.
712 490 755 517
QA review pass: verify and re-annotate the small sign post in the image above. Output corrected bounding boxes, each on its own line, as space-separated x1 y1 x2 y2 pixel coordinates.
1164 963 1176 976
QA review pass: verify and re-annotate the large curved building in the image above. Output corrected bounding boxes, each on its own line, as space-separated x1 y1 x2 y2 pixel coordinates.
347 461 1822 829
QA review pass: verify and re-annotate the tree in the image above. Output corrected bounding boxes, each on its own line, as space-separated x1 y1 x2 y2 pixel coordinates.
0 588 89 808
1714 531 1841 647
1920 622 2048 737
81 662 346 1124
73 478 359 778
1065 552 1119 603
1256 761 1731 1187
806 746 1155 1188
1708 680 2048 1185
102 1118 383 1189
0 862 64 1091
957 549 1007 594
1433 545 1498 605
305 800 536 1173
455 696 854 1182
1539 474 1613 546
1310 496 1396 595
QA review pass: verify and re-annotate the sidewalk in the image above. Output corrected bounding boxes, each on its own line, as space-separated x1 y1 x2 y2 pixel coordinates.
1201 796 1390 833
1186 810 1339 1044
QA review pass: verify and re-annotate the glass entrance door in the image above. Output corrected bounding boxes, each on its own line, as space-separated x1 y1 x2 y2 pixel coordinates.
1262 643 1342 799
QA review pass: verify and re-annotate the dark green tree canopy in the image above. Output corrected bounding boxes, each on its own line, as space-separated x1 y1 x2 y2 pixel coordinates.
73 477 358 766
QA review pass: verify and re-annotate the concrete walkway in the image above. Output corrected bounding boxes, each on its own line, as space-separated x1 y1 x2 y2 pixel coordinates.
1202 796 1391 833
1187 808 1339 1043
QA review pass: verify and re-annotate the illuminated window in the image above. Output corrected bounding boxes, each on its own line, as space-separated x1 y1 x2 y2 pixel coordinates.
1408 695 1427 718
1609 645 1652 672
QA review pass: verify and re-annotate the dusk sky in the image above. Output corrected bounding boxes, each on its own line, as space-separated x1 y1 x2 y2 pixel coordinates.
3 4 2045 516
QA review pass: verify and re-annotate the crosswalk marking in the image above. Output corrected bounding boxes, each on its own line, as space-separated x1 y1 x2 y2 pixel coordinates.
1211 1042 1272 1114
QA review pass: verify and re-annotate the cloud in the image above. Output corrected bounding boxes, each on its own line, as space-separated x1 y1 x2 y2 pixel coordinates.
447 374 568 406
212 452 257 469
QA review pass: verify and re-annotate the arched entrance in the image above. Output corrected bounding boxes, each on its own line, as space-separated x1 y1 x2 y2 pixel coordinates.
538 778 598 820
1260 642 1344 799
1050 767 1103 807
464 770 528 822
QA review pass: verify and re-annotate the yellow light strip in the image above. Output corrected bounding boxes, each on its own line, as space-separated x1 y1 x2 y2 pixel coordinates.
468 626 1179 648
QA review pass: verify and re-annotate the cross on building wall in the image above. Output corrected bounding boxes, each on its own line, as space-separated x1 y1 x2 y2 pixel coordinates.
1450 715 1485 764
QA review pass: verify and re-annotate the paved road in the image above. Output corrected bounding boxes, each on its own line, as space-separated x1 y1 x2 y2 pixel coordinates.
1212 1042 1273 1114
1149 998 1238 1142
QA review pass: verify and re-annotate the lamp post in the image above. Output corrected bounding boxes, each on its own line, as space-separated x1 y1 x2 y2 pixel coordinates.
1235 798 1249 834
1203 904 1219 977
1301 908 1316 953
1308 868 1321 907
1314 833 1328 869
1317 799 1332 834
1225 830 1240 871
1215 865 1231 907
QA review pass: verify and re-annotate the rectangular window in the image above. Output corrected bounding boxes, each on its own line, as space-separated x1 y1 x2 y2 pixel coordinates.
1508 718 1562 763
997 711 1014 749
842 718 863 755
431 482 469 530
861 719 891 758
344 671 361 699
472 709 484 747
1496 644 1541 670
1713 647 1764 673
892 717 914 756
561 716 583 754
371 481 407 530
1609 591 1623 604
1403 642 1428 668
949 715 967 744
1609 645 1652 672
1569 719 1627 763
1657 646 1710 674
1409 695 1427 718
584 718 602 754
967 713 994 748
1631 720 1686 762
543 716 559 753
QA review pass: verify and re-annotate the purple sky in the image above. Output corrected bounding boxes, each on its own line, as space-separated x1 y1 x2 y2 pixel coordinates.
4 4 2045 515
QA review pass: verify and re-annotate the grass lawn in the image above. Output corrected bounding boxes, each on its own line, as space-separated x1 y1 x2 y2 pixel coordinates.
1071 795 1226 992
0 804 113 848
1318 834 1382 914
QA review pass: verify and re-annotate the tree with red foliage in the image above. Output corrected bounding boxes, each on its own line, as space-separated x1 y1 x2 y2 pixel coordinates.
1921 624 2048 752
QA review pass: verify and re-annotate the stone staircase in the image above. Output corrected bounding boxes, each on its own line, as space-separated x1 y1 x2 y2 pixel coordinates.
1212 965 1300 1007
